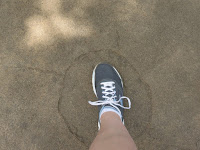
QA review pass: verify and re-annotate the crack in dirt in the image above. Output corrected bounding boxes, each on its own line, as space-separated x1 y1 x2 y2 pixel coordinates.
116 29 120 50
57 49 153 146
7 63 89 147
57 64 87 147
25 66 64 76
196 139 200 150
3 66 64 77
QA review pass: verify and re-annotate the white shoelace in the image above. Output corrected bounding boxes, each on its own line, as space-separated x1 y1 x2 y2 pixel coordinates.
88 81 131 117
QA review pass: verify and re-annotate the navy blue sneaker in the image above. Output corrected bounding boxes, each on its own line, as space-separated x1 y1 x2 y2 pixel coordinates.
88 63 131 129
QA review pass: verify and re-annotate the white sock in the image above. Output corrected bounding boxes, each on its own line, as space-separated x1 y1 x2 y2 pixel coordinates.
99 106 122 120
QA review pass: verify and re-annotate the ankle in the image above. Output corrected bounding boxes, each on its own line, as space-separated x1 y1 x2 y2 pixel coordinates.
100 111 121 122
99 112 124 132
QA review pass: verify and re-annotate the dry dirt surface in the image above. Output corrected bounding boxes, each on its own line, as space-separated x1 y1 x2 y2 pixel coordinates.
0 0 200 149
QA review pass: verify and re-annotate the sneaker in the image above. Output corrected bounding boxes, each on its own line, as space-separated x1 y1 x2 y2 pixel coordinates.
88 63 131 129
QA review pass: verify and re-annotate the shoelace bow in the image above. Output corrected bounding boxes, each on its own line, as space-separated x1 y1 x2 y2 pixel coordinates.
88 81 131 116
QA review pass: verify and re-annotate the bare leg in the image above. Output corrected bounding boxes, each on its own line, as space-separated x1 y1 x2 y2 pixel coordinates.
89 112 137 150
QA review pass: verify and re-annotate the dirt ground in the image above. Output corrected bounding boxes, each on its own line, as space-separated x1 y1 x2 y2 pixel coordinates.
0 0 200 149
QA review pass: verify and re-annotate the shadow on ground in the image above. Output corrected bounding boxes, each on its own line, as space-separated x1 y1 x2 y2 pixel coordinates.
0 0 200 150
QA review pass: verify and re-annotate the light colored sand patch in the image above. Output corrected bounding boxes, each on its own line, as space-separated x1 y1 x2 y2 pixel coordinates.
49 14 92 37
40 0 61 14
24 0 93 47
25 16 54 46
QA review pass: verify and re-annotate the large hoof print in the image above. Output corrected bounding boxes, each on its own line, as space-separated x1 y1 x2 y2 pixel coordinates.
59 49 152 147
